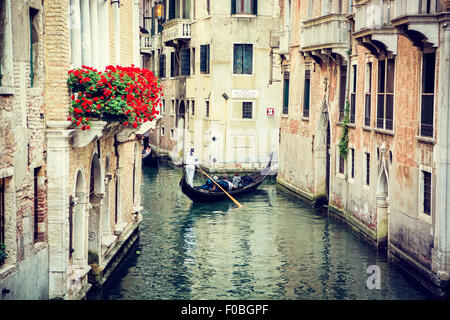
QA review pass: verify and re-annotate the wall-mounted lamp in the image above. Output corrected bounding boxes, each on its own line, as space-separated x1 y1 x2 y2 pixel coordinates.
111 0 121 7
222 93 229 100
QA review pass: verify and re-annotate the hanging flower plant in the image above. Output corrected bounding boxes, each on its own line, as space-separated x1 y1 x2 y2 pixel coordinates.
67 65 162 130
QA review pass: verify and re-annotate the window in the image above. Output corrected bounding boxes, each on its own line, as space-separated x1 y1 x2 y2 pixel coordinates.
205 100 210 117
170 129 174 139
191 100 195 116
350 148 355 179
339 65 347 121
200 44 210 74
161 127 165 136
377 58 395 130
162 99 166 114
29 8 39 88
183 0 191 19
171 51 179 77
0 0 13 89
423 171 432 215
171 100 175 114
365 62 372 127
338 153 345 174
231 0 257 15
206 0 210 15
181 48 190 76
282 72 289 114
350 64 357 124
159 54 166 78
303 70 311 118
233 44 253 74
242 102 252 119
169 0 179 20
0 178 5 246
420 51 436 138
34 168 39 242
365 153 370 185
191 47 195 75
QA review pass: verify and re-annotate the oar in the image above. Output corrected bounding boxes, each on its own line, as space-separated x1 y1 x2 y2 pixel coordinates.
197 167 243 208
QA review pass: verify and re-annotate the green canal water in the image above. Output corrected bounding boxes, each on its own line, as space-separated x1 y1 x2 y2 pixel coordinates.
87 165 434 300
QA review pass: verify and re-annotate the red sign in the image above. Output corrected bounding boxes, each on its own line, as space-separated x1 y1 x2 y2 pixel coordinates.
267 108 275 116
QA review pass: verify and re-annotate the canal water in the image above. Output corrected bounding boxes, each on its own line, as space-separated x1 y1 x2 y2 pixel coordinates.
88 165 434 300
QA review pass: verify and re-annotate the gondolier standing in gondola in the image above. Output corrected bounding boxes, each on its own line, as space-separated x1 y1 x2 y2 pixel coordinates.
185 147 199 187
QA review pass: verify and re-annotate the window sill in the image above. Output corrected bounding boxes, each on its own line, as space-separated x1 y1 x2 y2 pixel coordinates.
415 135 435 145
302 116 310 121
281 113 289 118
231 14 257 19
373 128 395 136
347 123 356 129
362 125 372 132
0 86 14 95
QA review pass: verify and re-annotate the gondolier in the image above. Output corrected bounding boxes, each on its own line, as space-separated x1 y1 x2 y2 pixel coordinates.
185 147 199 187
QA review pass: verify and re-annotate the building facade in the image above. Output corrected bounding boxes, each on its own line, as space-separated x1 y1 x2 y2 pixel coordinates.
44 0 150 300
143 0 281 171
0 0 49 300
277 0 450 297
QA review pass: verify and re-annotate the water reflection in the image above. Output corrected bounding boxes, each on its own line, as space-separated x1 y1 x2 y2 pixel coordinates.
88 165 434 300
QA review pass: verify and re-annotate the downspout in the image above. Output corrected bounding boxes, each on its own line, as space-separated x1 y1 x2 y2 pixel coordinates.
113 0 121 65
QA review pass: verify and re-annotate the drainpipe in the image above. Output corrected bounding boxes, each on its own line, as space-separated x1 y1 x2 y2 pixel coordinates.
113 0 121 65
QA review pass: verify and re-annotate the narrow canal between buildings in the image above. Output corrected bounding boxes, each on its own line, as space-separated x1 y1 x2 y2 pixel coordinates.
88 165 434 300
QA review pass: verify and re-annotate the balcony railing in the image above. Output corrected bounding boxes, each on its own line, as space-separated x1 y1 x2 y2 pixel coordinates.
396 0 441 16
162 19 191 45
140 34 152 54
300 14 349 51
354 0 398 33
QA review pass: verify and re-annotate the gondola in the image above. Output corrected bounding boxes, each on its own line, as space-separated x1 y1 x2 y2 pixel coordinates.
180 155 273 202
142 148 159 167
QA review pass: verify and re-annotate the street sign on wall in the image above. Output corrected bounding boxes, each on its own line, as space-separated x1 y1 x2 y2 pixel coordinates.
231 89 259 99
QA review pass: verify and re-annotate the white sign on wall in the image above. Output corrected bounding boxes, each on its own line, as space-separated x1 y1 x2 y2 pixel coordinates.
231 89 259 99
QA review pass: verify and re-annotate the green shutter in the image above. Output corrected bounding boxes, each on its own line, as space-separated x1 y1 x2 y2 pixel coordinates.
233 44 241 74
243 44 252 74
200 45 206 73
181 48 190 76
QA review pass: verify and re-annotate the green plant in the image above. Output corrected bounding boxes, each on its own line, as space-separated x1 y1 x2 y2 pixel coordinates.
0 242 7 265
339 100 350 158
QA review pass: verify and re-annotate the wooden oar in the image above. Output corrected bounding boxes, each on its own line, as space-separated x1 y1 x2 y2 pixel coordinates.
197 167 243 208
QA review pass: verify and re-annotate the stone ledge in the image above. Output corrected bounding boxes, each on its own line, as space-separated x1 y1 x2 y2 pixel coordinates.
0 264 15 282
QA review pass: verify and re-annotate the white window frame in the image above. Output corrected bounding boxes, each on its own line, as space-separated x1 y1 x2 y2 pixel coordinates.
418 165 433 224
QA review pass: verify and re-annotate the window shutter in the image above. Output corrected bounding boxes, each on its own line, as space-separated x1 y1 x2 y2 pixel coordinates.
233 44 242 74
243 44 253 74
252 0 257 15
231 0 236 14
181 48 191 76
200 45 206 73
206 44 210 74
159 54 166 78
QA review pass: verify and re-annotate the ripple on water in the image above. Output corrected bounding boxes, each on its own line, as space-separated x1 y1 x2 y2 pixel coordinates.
87 166 434 300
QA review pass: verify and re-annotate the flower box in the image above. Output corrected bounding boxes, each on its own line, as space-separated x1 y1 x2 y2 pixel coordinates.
67 65 162 131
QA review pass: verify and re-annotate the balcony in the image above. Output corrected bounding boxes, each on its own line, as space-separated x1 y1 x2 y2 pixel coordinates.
392 0 442 48
162 19 191 46
300 14 349 63
353 0 399 56
140 34 152 54
272 30 290 56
